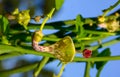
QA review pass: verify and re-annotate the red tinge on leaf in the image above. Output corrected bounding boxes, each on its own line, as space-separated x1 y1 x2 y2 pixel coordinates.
83 49 92 58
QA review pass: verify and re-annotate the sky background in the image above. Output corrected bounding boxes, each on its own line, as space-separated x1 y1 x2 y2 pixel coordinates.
2 0 120 77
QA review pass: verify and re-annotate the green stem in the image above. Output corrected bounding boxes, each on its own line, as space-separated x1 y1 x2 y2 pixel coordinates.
0 52 22 60
77 37 105 41
75 36 119 49
1 53 120 62
40 8 55 31
40 17 49 31
96 66 104 77
85 30 116 35
43 37 60 42
0 37 119 60
102 0 120 17
0 62 38 76
0 45 54 57
84 61 91 77
90 39 119 50
0 56 120 76
34 57 49 77
73 56 120 62
57 63 66 77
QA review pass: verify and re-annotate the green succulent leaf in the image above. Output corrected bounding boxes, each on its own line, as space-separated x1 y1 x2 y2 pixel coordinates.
0 15 9 35
0 15 9 44
55 0 64 10
44 0 64 15
95 48 111 77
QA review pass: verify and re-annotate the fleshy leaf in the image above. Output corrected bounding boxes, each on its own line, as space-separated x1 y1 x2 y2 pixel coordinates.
55 0 64 10
95 48 111 77
44 0 64 15
0 15 9 35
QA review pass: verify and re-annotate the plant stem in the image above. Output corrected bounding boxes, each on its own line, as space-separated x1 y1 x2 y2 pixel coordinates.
90 39 119 50
0 52 22 60
0 45 54 57
85 30 116 35
1 53 120 62
34 57 49 77
0 56 120 76
0 62 38 76
0 37 120 61
40 8 55 31
102 0 120 17
43 37 60 42
57 63 66 77
84 61 91 77
40 17 49 31
73 56 120 62
96 66 104 77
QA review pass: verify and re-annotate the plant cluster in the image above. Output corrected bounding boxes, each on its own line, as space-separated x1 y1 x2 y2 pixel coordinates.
0 0 120 77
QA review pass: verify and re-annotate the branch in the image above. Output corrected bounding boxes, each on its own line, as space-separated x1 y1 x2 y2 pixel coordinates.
73 56 120 62
102 0 120 16
0 62 38 76
0 56 120 76
0 44 54 58
0 36 120 60
84 61 91 77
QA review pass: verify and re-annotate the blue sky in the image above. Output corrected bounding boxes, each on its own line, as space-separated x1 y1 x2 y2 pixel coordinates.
51 0 120 21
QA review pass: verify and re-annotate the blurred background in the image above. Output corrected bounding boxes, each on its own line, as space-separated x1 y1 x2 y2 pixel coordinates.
0 0 120 77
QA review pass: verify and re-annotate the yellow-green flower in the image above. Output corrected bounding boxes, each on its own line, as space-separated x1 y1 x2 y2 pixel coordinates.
12 8 30 29
17 10 30 28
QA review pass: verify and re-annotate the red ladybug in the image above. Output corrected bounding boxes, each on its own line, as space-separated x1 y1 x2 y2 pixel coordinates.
83 49 92 58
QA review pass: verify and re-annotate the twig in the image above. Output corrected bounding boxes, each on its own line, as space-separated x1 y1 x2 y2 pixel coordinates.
84 61 91 77
102 0 120 16
73 56 120 62
33 57 49 77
